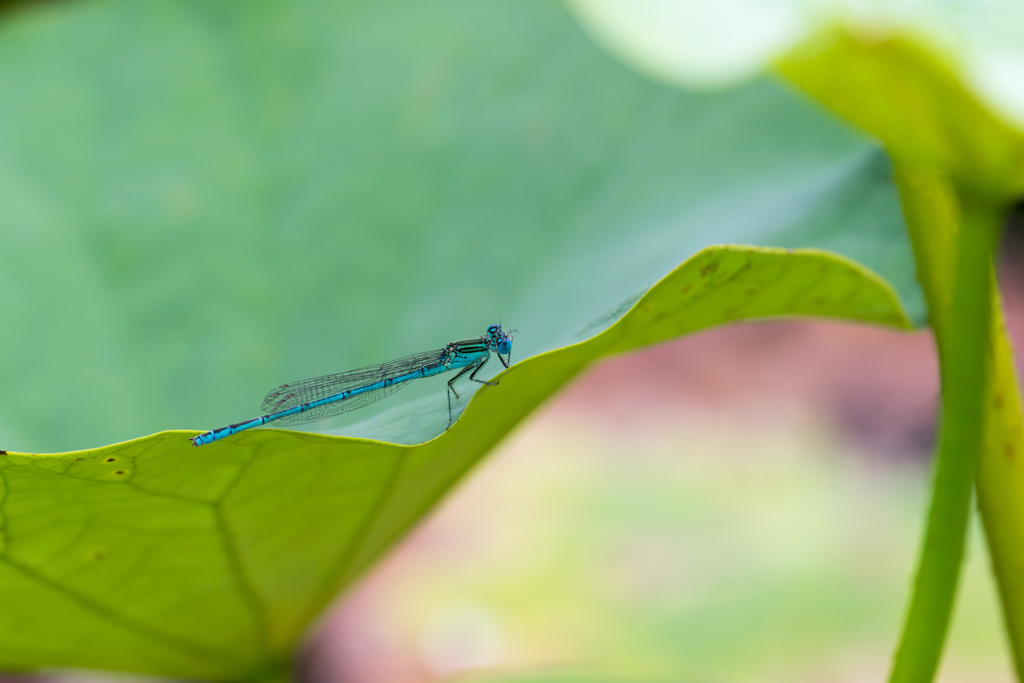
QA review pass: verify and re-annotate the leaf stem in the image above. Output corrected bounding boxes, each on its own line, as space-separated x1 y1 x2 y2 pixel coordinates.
889 177 1002 682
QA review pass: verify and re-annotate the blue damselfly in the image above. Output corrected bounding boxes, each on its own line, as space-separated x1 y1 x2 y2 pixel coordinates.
191 324 514 446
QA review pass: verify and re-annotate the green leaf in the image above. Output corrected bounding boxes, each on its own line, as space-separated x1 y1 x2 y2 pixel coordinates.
0 0 923 455
777 28 1024 198
0 245 911 680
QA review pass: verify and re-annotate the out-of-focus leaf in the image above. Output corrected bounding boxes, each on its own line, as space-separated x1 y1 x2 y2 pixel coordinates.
569 2 1024 130
778 29 1024 198
0 0 922 455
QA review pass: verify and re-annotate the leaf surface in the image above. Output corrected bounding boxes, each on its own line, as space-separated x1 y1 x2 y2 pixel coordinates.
0 246 910 679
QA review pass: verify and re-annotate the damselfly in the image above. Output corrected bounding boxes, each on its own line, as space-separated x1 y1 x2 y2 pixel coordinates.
191 324 514 446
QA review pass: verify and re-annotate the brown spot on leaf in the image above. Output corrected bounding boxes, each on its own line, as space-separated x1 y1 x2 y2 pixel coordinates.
680 284 691 294
1006 443 1015 460
0 450 6 456
994 393 1004 410
115 471 126 475
106 458 115 463
94 552 106 561
813 298 824 306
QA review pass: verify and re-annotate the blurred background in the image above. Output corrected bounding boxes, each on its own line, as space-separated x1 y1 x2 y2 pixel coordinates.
0 0 1022 681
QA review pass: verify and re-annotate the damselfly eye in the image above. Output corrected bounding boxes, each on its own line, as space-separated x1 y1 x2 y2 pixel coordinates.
488 324 499 334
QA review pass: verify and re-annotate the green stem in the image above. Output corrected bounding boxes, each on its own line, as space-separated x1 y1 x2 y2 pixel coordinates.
888 183 1001 682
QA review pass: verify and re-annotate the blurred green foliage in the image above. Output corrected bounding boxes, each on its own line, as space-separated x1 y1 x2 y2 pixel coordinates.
0 0 919 454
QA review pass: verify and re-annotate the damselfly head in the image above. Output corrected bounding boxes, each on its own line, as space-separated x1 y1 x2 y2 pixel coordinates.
486 323 513 355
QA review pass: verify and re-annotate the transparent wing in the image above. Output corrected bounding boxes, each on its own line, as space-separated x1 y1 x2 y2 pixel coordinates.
269 382 414 425
260 348 448 422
